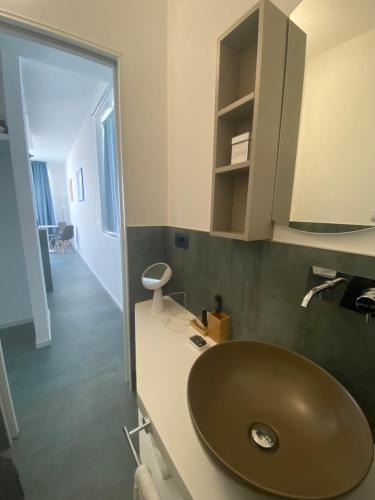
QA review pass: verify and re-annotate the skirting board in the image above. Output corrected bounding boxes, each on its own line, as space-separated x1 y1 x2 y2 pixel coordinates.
0 318 33 331
36 339 52 349
35 308 51 349
73 249 123 311
0 316 51 349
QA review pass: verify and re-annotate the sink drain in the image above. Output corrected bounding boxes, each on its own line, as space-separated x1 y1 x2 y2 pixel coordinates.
249 423 278 452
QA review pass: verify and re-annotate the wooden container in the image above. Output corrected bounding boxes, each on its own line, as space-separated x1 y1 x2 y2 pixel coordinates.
208 312 230 343
190 319 208 336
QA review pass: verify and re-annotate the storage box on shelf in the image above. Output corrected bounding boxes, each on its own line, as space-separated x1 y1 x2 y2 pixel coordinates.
231 132 251 165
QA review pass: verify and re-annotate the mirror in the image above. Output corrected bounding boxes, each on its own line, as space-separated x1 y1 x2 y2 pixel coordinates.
284 0 375 233
141 263 172 313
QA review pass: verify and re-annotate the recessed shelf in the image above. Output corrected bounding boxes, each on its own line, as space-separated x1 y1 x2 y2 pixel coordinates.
210 230 246 241
215 161 249 175
221 8 259 51
217 93 254 122
218 11 259 110
212 168 249 234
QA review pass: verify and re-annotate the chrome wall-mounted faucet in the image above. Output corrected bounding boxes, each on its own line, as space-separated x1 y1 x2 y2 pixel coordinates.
303 267 375 321
301 277 347 308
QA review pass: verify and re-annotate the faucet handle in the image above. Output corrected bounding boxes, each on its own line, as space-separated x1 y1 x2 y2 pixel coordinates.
356 288 375 323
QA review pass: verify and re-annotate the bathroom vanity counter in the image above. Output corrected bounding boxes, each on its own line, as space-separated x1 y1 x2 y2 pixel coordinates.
135 298 375 500
135 297 268 499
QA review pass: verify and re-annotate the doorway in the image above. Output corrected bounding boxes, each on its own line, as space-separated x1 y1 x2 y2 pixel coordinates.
0 23 136 499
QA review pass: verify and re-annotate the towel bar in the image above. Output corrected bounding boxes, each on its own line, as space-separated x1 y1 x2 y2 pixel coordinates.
123 417 151 466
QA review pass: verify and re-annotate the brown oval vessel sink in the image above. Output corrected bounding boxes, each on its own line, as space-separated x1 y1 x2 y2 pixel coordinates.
187 341 373 499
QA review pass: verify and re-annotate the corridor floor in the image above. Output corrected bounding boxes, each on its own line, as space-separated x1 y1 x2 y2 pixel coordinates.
1 251 137 499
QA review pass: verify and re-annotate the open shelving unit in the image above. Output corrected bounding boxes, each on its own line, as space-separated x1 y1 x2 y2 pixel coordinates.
210 0 289 241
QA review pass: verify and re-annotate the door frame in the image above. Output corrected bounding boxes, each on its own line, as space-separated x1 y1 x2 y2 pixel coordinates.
0 11 134 388
0 340 18 442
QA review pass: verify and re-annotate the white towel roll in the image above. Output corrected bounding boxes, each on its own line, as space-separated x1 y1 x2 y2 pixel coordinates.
134 464 160 500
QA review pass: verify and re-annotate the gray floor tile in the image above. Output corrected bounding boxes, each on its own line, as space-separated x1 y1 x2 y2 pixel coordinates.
1 251 137 499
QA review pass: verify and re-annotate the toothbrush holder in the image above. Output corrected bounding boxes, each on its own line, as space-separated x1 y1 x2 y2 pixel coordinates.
208 311 230 343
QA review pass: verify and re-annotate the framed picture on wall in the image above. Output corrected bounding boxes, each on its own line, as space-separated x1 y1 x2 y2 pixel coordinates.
69 178 74 202
77 167 85 202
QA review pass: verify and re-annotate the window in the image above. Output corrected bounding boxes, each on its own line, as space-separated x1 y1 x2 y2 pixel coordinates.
96 89 120 237
31 160 56 226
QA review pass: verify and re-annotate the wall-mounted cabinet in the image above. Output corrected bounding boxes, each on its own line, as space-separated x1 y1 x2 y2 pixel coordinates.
210 0 289 241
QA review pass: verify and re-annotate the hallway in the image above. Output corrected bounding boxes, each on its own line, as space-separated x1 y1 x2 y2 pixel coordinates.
1 251 137 499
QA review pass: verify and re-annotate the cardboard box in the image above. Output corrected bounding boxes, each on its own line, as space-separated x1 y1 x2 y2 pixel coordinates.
231 132 250 164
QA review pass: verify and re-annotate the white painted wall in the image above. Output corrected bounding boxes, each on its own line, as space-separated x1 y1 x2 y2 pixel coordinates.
0 140 32 328
47 160 70 223
0 0 168 228
0 60 31 328
291 29 375 226
66 114 123 308
1 46 51 347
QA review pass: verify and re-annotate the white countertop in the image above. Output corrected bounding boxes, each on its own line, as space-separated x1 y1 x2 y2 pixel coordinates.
135 297 375 500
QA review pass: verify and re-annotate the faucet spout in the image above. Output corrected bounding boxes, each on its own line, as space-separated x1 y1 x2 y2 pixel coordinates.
301 277 346 308
301 289 316 308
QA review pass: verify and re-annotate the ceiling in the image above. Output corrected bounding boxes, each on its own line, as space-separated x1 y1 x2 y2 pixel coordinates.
0 32 113 162
21 58 107 161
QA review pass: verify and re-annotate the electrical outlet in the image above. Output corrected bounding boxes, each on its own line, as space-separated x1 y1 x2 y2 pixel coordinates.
174 232 189 249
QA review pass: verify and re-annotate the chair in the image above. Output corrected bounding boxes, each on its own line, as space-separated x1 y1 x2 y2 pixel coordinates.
49 222 66 250
56 225 74 253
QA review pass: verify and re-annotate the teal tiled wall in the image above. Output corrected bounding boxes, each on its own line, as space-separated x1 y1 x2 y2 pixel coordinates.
127 226 375 436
